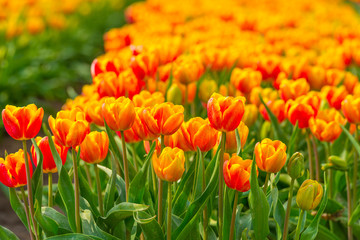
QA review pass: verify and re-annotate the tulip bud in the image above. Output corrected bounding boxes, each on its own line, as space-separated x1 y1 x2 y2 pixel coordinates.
152 147 185 182
166 84 183 105
322 156 348 171
287 152 304 179
198 79 218 103
296 179 323 210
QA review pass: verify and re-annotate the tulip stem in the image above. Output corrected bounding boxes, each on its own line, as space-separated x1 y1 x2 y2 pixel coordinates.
283 178 295 240
94 163 104 216
229 191 239 240
201 152 208 240
305 134 314 179
353 125 358 212
131 144 138 171
167 182 172 240
158 179 164 225
120 131 129 202
294 209 305 240
346 171 353 240
22 140 38 240
218 131 226 240
263 172 270 194
72 149 81 233
48 173 53 207
21 187 34 240
184 84 188 120
310 134 320 182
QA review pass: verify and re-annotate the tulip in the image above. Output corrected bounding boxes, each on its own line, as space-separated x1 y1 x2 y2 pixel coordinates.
2 104 44 140
242 104 258 127
230 68 262 94
173 55 204 85
94 72 124 98
198 79 218 103
207 93 246 132
223 155 255 192
48 108 90 148
260 99 286 123
85 99 106 127
249 87 277 107
0 149 31 188
130 52 158 80
255 138 287 173
287 152 305 179
152 147 185 182
79 131 109 164
285 99 315 129
186 117 218 153
322 86 348 110
132 90 164 107
279 78 310 102
132 107 160 141
296 179 323 211
342 95 360 124
164 125 194 152
223 121 249 153
31 136 69 173
101 96 136 131
166 84 183 105
309 109 344 142
116 127 141 144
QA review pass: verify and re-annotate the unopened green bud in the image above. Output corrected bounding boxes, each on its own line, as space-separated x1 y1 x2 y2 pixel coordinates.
322 156 348 171
287 152 304 179
296 179 323 210
166 84 183 105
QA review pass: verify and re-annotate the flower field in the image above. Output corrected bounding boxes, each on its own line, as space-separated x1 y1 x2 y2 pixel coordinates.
1 0 360 239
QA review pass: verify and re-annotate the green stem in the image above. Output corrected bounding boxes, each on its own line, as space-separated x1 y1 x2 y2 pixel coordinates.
72 149 81 233
184 84 188 120
21 187 34 240
48 173 53 207
94 164 104 216
202 152 208 240
131 144 138 171
353 125 358 212
346 171 353 240
23 140 38 240
310 135 320 182
325 142 334 233
294 210 305 240
229 191 239 240
283 178 295 240
158 135 166 225
218 132 226 240
120 131 129 202
305 133 314 179
167 182 172 240
263 172 270 194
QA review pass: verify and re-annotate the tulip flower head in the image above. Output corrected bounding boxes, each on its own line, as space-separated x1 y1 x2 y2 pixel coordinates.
2 104 44 140
184 117 218 152
296 179 323 210
152 147 185 182
309 108 344 142
255 138 287 173
31 136 69 173
223 155 256 192
207 93 246 132
342 95 360 124
0 149 32 188
79 131 109 164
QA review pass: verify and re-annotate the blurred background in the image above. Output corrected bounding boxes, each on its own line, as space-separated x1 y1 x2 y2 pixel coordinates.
0 0 136 238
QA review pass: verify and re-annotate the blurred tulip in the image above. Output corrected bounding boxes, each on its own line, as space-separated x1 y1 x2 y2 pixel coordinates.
152 147 185 182
199 79 218 103
279 78 310 102
2 104 44 140
132 91 164 107
79 131 109 164
223 121 249 153
173 55 204 85
255 138 287 173
342 95 360 124
287 152 305 179
260 99 286 123
309 108 344 142
242 104 258 127
322 86 348 110
101 97 136 131
230 68 262 94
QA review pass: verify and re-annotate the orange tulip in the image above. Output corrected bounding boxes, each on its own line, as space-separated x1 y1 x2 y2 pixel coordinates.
79 131 109 164
31 136 69 173
0 149 32 188
342 95 360 124
132 90 164 107
230 68 262 94
85 99 106 126
242 104 258 127
222 121 249 153
130 52 158 80
309 109 344 142
207 93 246 132
94 72 124 98
344 72 358 94
260 99 286 123
279 78 310 102
152 147 185 182
132 107 160 141
48 108 90 148
307 66 326 90
173 55 204 85
116 128 141 143
101 97 136 131
322 86 348 110
164 126 194 152
2 104 44 140
249 87 278 107
255 138 287 173
141 103 184 136
325 69 345 86
223 155 255 192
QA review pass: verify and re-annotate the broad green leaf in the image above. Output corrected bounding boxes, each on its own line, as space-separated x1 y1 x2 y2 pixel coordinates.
31 138 44 208
300 179 328 240
249 158 270 240
104 153 117 214
223 188 235 240
42 207 72 234
287 121 299 158
332 123 349 156
129 141 155 203
0 226 20 240
78 167 100 217
134 211 164 240
270 187 285 240
350 202 360 226
104 121 124 174
9 188 28 230
259 95 287 143
81 209 120 240
172 155 219 240
193 148 204 199
101 202 149 228
98 165 126 203
46 233 104 240
324 199 344 214
340 124 360 157
35 205 59 237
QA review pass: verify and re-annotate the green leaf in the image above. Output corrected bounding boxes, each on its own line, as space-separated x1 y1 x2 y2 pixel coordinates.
193 148 204 199
134 211 165 240
223 188 235 240
81 209 120 240
104 122 124 174
332 122 349 156
43 124 63 172
104 153 117 214
35 205 59 237
340 124 360 157
101 202 149 228
9 188 28 230
259 95 288 143
287 121 299 158
98 165 126 203
270 187 285 240
249 158 270 240
41 207 72 234
300 178 328 240
235 128 242 157
129 141 155 203
58 165 77 232
324 199 344 214
0 225 20 240
31 138 44 208
46 233 104 240
350 202 360 226
78 167 100 217
172 154 219 240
